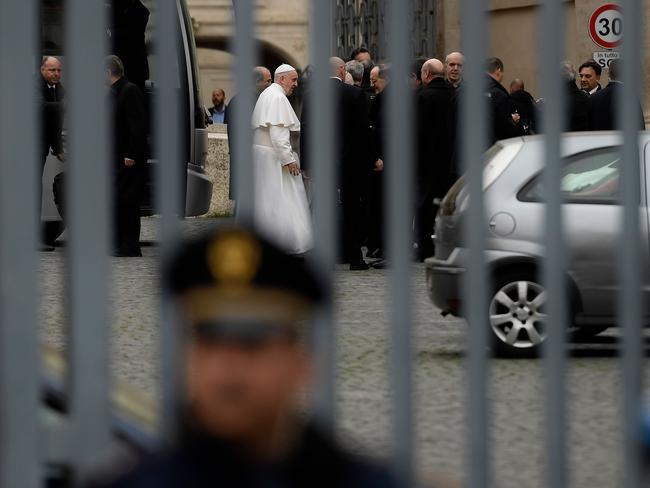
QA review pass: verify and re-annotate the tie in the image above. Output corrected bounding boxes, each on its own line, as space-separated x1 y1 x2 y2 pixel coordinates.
50 86 57 102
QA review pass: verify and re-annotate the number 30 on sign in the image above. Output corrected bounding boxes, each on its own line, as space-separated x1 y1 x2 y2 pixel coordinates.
589 4 622 49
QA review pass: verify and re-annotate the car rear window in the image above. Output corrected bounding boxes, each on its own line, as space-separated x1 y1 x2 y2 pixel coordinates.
519 147 623 204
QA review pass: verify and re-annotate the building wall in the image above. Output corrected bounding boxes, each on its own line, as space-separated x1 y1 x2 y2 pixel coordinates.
440 0 647 115
189 1 647 116
187 0 309 108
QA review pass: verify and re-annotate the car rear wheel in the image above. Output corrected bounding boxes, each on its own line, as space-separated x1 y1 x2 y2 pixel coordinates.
489 275 549 357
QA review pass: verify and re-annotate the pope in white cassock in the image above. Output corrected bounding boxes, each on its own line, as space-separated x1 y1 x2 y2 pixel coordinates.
250 64 312 255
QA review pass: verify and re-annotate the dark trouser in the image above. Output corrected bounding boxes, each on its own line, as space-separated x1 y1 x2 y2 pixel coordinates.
366 170 384 253
415 185 437 261
340 175 366 264
114 163 144 253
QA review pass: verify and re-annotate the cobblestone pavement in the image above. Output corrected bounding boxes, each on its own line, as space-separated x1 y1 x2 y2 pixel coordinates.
40 218 650 487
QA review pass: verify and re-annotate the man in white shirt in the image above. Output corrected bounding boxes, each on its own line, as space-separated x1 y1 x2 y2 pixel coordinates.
250 64 312 255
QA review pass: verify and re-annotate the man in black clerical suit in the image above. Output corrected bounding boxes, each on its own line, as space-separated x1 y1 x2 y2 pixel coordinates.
485 57 523 146
300 58 373 270
92 225 400 487
589 59 645 131
106 55 147 257
415 59 457 262
224 66 272 200
39 56 65 250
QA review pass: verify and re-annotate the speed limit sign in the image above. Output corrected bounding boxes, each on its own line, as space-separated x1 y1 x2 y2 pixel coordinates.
589 4 622 49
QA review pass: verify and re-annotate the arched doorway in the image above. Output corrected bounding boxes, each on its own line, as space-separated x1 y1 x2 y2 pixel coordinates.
194 36 302 108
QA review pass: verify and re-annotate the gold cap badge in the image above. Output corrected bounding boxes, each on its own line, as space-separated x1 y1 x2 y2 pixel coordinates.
207 230 262 288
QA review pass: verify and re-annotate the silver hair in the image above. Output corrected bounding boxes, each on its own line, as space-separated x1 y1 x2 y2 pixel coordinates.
345 60 364 82
561 61 576 83
105 55 124 77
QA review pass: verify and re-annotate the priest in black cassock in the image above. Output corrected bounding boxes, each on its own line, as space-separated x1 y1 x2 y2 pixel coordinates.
415 59 457 262
300 57 373 270
106 55 148 257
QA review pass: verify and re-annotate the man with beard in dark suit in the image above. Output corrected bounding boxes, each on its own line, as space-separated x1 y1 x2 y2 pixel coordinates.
300 58 373 270
39 56 65 251
414 59 457 261
106 55 147 257
589 59 645 131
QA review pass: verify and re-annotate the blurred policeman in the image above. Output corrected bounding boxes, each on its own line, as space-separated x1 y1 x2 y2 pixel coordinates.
106 55 147 257
100 225 401 487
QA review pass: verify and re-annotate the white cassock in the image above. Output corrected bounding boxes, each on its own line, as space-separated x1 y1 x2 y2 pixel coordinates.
250 82 313 254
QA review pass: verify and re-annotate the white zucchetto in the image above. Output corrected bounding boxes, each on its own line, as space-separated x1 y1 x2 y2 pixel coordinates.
274 64 296 76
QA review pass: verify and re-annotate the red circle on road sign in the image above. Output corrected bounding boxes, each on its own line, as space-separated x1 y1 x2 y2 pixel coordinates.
589 3 622 49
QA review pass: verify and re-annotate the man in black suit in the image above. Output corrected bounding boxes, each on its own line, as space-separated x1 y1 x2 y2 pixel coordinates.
39 56 65 250
415 59 457 261
562 62 590 132
578 60 602 96
366 64 390 266
589 59 645 131
224 66 272 200
485 57 523 146
301 57 373 270
106 55 147 257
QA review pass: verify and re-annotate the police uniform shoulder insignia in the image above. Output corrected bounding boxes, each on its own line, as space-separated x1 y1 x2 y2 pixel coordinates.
207 230 262 288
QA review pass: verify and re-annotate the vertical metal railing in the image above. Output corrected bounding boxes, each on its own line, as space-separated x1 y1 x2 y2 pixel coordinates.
459 1 490 487
156 0 185 444
65 0 112 476
309 0 337 429
2 1 650 486
538 1 568 488
385 1 414 485
232 1 256 220
618 0 644 487
0 0 40 486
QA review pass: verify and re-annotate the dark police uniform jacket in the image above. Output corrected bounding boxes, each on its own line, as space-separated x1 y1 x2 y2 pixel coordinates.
100 424 398 488
40 78 65 160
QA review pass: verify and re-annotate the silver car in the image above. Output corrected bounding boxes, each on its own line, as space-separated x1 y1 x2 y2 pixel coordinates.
425 132 650 356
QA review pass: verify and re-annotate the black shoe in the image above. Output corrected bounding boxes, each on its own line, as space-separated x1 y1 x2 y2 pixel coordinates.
371 259 389 269
367 247 383 260
113 248 142 257
39 243 55 252
349 261 370 271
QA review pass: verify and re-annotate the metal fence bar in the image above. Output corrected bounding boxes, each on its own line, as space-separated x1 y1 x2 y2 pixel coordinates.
459 0 489 486
156 0 184 444
65 0 112 472
0 0 40 486
385 1 414 485
309 0 337 428
232 0 256 220
618 0 644 486
538 0 567 487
